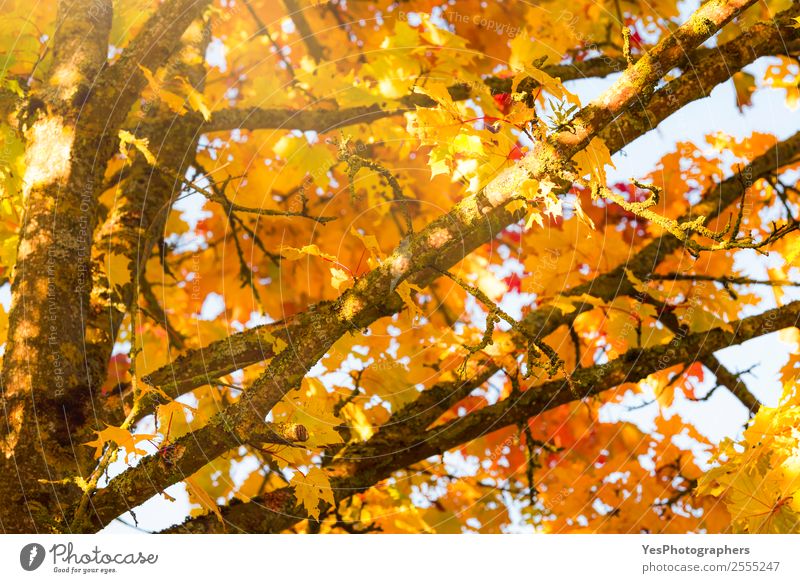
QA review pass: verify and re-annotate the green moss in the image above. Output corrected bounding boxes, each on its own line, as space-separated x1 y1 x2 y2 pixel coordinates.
694 17 715 37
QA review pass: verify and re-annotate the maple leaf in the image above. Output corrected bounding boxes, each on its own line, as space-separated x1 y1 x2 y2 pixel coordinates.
0 305 8 350
573 136 614 186
177 77 211 121
84 425 155 463
186 476 225 526
546 293 604 315
291 467 335 520
138 65 187 115
330 266 351 291
338 402 374 441
118 130 156 165
395 281 424 321
503 273 522 293
288 378 344 448
732 71 756 111
105 252 132 290
279 244 337 262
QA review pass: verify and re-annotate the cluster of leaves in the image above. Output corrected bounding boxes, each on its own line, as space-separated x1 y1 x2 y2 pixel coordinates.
698 329 800 533
0 0 799 533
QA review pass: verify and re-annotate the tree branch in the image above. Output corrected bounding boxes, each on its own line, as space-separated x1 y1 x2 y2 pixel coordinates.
86 18 211 428
0 0 115 533
95 0 211 111
282 0 325 62
701 354 761 414
602 9 800 152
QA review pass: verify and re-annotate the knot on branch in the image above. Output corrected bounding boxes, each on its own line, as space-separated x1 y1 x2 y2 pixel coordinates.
251 422 309 445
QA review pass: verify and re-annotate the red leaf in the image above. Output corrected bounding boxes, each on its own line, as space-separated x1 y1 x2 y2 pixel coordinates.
493 93 513 115
507 143 525 161
686 362 705 382
504 273 523 293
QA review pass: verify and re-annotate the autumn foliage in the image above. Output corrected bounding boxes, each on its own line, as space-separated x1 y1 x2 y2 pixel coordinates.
0 0 799 534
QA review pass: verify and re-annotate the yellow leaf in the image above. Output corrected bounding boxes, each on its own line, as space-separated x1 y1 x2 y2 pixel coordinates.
273 135 335 188
525 208 544 229
452 133 484 156
573 197 596 230
396 281 424 320
279 244 337 262
291 466 335 520
548 297 577 315
339 402 373 441
270 445 309 470
547 293 605 315
156 399 197 432
350 227 382 258
289 378 344 447
624 268 648 294
105 252 132 290
178 78 211 121
515 65 580 107
0 304 8 344
138 65 187 115
505 198 527 215
84 425 155 463
330 267 351 291
676 304 733 333
573 136 614 186
118 130 156 166
359 359 421 410
185 476 224 526
413 82 456 111
785 236 800 266
768 267 786 306
732 71 756 111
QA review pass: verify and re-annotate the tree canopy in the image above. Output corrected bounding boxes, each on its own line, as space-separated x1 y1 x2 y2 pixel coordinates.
0 0 799 534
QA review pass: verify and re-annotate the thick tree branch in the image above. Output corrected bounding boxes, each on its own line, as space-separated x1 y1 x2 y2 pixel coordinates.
203 104 401 134
0 0 114 534
603 8 800 152
552 0 757 154
45 0 113 111
96 0 211 110
86 19 211 429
